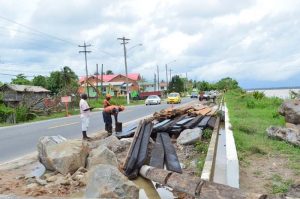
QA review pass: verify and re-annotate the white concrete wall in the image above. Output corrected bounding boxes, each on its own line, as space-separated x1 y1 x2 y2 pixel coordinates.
224 104 239 188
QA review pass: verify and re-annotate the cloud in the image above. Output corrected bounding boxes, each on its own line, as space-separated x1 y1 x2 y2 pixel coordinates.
0 0 300 88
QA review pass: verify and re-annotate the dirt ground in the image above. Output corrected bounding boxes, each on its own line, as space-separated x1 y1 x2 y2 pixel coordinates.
239 154 300 195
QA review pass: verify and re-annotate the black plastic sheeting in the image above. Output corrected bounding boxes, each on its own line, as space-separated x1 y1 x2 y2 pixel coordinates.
115 122 138 138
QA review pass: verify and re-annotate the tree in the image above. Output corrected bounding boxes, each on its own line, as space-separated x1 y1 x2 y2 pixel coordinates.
215 77 239 90
32 75 47 88
47 67 79 95
106 70 114 75
11 74 31 85
47 71 62 95
168 75 184 93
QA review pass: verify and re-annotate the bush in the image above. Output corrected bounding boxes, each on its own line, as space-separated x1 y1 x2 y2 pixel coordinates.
16 106 36 122
0 104 14 123
253 91 265 100
202 129 213 139
195 141 208 154
246 99 256 109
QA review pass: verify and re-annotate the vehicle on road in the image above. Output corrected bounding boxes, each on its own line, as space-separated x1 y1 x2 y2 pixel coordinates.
145 95 161 105
139 91 162 100
199 91 217 101
167 92 181 104
190 92 198 98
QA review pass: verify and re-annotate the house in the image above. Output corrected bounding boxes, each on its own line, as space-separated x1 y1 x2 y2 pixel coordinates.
78 73 141 97
0 84 50 108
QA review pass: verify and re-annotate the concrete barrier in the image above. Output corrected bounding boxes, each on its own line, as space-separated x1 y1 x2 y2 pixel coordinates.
224 104 239 188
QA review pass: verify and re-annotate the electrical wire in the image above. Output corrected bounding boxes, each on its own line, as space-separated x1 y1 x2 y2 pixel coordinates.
0 15 77 46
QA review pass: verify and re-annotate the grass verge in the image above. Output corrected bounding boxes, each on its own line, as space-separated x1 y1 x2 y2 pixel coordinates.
225 90 300 194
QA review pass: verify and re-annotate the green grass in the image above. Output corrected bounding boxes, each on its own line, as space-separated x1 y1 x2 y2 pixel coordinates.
195 129 212 175
225 90 300 193
265 174 294 194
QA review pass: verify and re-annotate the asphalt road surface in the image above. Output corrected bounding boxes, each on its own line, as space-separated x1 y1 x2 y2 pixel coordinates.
0 98 195 163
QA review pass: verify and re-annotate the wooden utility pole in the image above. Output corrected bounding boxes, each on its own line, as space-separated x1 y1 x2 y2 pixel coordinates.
101 64 103 96
117 36 130 104
79 41 92 99
165 64 168 91
154 73 157 91
96 64 99 99
157 65 160 91
169 68 173 82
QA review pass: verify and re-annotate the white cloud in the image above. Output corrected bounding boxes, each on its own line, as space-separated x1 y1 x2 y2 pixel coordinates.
0 0 300 88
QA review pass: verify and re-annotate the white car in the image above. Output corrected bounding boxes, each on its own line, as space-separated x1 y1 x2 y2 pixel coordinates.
145 95 161 105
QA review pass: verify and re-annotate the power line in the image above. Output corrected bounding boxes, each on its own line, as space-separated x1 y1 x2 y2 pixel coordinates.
0 15 76 46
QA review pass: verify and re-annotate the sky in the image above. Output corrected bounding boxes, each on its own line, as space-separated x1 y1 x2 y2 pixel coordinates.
0 0 300 89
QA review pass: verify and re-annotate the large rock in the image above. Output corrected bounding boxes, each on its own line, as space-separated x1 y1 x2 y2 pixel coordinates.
97 135 130 154
177 128 202 145
279 100 300 124
37 135 67 171
267 126 300 146
85 164 139 199
86 145 118 169
37 138 88 175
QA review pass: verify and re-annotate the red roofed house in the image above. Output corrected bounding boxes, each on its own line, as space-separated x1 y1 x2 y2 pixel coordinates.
78 73 141 97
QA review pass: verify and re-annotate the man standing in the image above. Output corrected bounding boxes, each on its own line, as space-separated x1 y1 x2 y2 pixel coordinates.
103 94 112 108
102 105 125 135
80 94 93 140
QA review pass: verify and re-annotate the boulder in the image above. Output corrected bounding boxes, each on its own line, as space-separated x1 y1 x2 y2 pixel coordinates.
267 126 300 146
279 100 300 124
86 145 118 169
97 135 129 154
37 135 67 171
37 139 89 175
177 128 202 145
85 164 139 199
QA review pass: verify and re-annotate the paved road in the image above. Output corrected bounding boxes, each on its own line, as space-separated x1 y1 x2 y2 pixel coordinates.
0 98 195 163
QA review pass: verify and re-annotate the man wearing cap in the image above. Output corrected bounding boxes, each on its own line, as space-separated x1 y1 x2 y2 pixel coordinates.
79 93 94 140
102 105 125 135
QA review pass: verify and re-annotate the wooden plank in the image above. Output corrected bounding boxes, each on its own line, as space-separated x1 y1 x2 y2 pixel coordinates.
183 115 203 129
198 116 211 128
160 133 182 173
136 122 154 167
149 133 165 169
122 120 144 170
124 122 146 176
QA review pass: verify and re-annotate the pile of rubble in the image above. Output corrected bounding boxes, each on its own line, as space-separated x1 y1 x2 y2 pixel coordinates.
267 99 300 146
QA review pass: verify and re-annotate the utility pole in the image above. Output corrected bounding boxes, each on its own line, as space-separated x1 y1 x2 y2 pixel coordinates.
79 41 91 99
117 36 130 104
157 65 160 91
96 64 99 99
165 64 168 91
154 73 157 91
169 68 173 82
101 64 103 96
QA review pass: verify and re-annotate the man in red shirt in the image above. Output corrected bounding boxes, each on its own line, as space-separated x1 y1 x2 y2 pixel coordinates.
102 105 125 135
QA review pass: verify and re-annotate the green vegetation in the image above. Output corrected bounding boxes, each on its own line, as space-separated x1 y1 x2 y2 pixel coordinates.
168 75 184 93
195 128 213 175
226 89 300 193
265 174 294 194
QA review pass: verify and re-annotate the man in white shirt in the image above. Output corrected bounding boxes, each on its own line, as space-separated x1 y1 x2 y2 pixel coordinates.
79 93 93 140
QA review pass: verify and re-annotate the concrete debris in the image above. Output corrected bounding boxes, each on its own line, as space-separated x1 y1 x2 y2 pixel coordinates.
267 126 300 146
177 128 202 145
85 164 139 199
